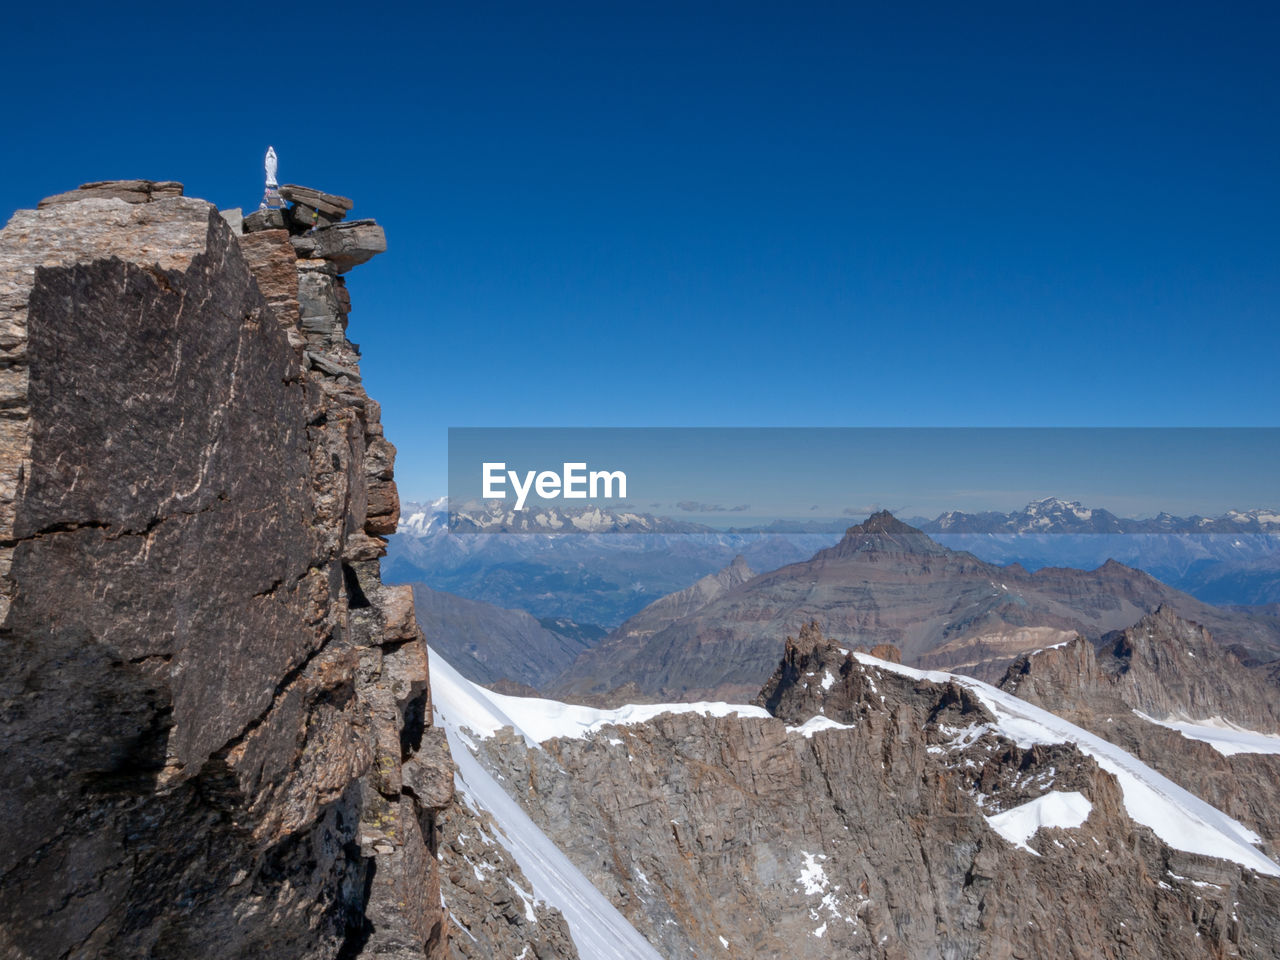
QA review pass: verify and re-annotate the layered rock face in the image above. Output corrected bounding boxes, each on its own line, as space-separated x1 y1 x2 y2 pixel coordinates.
468 623 1280 959
0 182 449 958
1000 606 1280 850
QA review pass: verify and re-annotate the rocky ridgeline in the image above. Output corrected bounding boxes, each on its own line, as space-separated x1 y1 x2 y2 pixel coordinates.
0 179 550 959
470 621 1280 959
1000 606 1280 851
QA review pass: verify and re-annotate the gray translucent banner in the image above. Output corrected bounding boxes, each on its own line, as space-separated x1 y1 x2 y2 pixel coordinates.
446 427 1280 535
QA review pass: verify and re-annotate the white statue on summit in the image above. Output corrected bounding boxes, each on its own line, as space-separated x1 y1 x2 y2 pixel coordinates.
260 146 284 210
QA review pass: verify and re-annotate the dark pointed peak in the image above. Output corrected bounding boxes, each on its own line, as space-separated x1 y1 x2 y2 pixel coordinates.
845 510 922 537
797 619 824 647
821 510 951 560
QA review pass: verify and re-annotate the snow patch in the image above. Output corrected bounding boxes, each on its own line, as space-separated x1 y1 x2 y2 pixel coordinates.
797 851 829 895
787 716 856 739
985 791 1092 854
506 878 540 923
430 644 768 746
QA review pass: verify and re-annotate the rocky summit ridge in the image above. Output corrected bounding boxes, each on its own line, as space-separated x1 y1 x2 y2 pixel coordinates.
0 179 556 960
455 621 1280 959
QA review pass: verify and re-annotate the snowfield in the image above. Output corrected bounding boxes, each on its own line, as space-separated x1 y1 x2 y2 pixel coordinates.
1133 710 1280 757
430 644 769 747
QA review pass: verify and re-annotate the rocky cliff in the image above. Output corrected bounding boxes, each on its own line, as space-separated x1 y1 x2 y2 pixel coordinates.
0 180 475 959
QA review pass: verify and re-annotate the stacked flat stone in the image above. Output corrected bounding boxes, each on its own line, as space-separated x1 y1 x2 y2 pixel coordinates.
241 182 386 274
280 183 353 228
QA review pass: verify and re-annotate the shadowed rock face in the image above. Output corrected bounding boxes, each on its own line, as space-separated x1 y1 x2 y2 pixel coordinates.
0 186 453 959
469 624 1280 959
554 512 1280 703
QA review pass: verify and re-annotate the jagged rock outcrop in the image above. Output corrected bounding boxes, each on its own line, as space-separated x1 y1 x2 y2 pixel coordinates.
465 623 1280 959
1003 606 1280 732
554 511 1280 703
0 182 449 958
1000 606 1280 850
36 179 185 207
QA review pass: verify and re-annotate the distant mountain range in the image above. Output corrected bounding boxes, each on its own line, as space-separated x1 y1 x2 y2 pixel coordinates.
552 512 1280 703
445 499 716 534
388 498 1280 630
386 500 838 628
916 497 1280 535
917 499 1280 605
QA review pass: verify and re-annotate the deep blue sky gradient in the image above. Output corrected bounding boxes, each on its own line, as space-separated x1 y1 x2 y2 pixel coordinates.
5 1 1277 500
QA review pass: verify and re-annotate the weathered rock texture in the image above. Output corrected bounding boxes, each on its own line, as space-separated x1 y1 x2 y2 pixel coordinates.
555 511 1280 703
472 624 1280 959
436 796 580 959
1000 606 1280 851
0 183 450 959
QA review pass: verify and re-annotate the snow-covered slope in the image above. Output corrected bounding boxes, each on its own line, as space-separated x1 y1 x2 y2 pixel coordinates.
985 791 1093 854
430 643 769 748
1134 711 1280 758
853 653 1280 876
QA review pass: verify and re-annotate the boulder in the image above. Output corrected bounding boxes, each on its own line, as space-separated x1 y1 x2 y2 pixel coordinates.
291 219 387 273
219 207 244 234
243 207 286 232
37 179 183 207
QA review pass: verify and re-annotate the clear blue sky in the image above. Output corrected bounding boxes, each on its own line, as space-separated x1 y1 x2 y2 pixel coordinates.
5 1 1277 500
